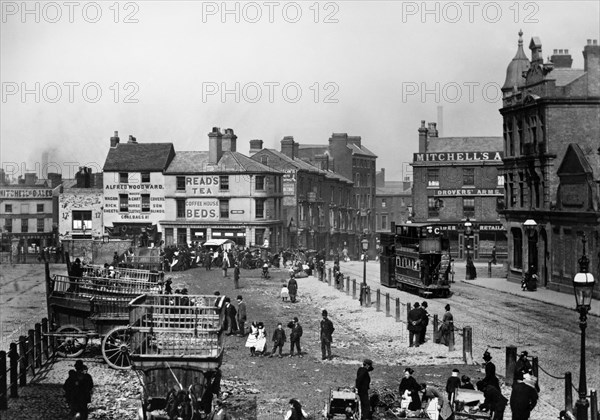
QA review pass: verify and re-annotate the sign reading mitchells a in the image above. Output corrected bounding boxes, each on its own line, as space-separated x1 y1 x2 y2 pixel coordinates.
413 151 503 162
186 198 219 220
185 176 219 195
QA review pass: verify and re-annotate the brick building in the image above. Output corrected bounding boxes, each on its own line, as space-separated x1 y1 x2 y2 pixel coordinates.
296 133 378 257
411 121 505 260
499 32 600 297
375 168 413 232
250 137 354 255
161 128 283 249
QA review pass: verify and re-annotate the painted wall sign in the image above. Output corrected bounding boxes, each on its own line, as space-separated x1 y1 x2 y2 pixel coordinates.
185 176 220 195
0 189 53 198
230 210 245 214
413 151 503 162
186 198 219 220
434 189 502 196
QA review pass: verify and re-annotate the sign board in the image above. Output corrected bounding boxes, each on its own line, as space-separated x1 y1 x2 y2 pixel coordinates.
185 176 220 195
434 189 502 196
230 210 245 214
413 151 503 162
0 188 53 199
185 198 219 220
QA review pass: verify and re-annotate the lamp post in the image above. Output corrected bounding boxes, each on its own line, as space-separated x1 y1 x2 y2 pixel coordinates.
573 235 595 420
360 237 369 305
464 218 475 280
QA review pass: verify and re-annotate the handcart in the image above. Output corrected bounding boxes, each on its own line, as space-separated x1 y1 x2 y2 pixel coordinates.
453 388 491 419
323 387 361 419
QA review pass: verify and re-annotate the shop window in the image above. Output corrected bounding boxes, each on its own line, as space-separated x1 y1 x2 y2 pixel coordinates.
177 228 187 245
176 176 186 191
255 175 265 191
141 194 150 213
255 199 265 218
255 229 265 246
119 172 128 183
220 176 229 191
37 218 45 233
119 194 128 212
220 199 229 218
463 198 475 218
72 211 92 231
5 218 12 233
427 197 439 218
427 169 439 187
176 199 186 218
512 228 523 269
21 219 28 233
141 172 151 183
463 168 475 186
5 204 12 213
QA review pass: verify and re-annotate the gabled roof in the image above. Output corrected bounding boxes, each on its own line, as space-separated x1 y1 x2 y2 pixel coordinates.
347 143 378 158
103 143 175 172
552 68 586 87
165 151 279 174
557 143 594 176
427 137 503 153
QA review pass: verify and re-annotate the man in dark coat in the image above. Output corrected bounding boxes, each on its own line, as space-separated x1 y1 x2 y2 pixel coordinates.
482 350 500 390
510 376 538 420
64 361 94 420
445 368 461 404
223 298 238 335
477 380 508 420
356 359 374 420
320 310 335 360
419 301 430 344
269 323 286 357
407 302 424 347
288 317 303 357
236 295 246 337
288 275 298 303
233 263 240 289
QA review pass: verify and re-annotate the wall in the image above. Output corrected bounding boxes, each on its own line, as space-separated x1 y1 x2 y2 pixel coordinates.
58 189 103 239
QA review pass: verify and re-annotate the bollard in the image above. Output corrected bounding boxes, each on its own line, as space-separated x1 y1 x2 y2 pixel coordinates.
433 315 439 343
532 356 539 385
463 327 473 364
448 327 455 352
376 289 381 312
18 336 26 387
385 293 390 317
590 389 598 420
0 351 7 409
346 276 350 295
27 329 35 375
488 261 492 277
565 372 573 413
395 298 400 322
406 302 411 323
9 343 18 398
366 286 371 307
328 267 332 285
41 318 49 359
352 279 356 299
35 323 42 368
506 345 517 385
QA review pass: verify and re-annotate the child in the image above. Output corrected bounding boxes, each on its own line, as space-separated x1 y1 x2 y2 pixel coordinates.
269 322 287 358
255 322 267 356
281 282 289 301
245 322 259 357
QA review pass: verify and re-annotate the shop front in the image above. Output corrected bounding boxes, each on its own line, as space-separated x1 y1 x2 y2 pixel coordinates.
436 222 507 261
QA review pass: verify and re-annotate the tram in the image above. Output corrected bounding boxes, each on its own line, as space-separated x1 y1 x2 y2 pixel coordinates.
380 223 452 297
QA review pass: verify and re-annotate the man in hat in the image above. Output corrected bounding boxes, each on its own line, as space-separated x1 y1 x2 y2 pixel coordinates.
320 310 335 360
64 361 94 420
236 295 247 337
477 380 507 420
407 302 424 347
356 359 374 419
514 351 533 383
288 316 303 357
446 368 461 405
510 374 538 420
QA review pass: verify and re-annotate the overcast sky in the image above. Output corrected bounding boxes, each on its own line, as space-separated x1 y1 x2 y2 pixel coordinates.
1 0 599 181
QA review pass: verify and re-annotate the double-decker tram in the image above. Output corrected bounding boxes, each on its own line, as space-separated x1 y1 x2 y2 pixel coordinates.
380 223 452 297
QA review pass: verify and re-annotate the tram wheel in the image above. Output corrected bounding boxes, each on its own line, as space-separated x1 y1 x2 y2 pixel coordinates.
55 325 87 358
102 326 133 370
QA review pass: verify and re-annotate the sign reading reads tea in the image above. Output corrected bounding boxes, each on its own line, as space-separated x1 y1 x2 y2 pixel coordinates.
186 176 219 195
186 198 219 220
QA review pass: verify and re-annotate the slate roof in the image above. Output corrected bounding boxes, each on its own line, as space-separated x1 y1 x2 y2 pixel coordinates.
165 151 279 174
376 187 412 196
103 143 175 172
426 137 503 153
551 68 586 87
347 143 378 158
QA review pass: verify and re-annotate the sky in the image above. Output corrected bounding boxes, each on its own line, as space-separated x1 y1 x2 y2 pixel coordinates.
1 0 599 182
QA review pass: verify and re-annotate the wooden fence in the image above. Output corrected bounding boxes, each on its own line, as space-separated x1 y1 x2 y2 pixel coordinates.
0 318 56 410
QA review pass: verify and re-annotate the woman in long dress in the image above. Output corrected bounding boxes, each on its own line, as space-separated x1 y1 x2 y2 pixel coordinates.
245 322 259 356
254 322 267 356
439 304 454 346
399 368 421 412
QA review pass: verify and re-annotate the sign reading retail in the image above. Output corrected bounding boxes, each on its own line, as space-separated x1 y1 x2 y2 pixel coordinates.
186 198 219 219
0 188 53 198
434 189 502 196
186 176 219 195
413 151 503 162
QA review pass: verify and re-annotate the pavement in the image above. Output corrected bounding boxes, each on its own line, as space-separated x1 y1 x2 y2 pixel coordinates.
455 261 600 317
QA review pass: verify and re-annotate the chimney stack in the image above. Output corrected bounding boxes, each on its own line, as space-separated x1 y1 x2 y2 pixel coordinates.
529 37 543 65
348 136 362 147
281 136 295 159
222 128 237 152
550 49 573 68
249 139 264 156
418 120 428 153
293 142 300 159
315 155 329 171
208 127 224 164
127 135 137 144
583 39 600 96
24 172 37 186
110 131 120 147
427 122 438 138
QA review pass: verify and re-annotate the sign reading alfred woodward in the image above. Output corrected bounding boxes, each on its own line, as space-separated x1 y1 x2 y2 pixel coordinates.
413 151 503 162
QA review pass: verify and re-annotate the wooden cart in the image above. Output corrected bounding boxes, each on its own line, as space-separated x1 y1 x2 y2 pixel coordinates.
452 388 492 420
323 387 361 419
44 263 164 368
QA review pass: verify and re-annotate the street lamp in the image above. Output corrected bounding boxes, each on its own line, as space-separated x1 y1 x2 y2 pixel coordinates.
360 237 369 306
573 234 595 420
464 218 475 280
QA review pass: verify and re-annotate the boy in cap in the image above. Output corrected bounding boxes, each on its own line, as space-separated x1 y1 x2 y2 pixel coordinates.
356 359 374 419
446 368 461 404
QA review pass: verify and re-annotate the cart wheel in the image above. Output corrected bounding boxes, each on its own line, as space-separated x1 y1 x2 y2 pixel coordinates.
102 326 132 369
55 325 87 358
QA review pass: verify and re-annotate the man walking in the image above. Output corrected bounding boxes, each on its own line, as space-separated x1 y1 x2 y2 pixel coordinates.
510 375 538 420
269 322 286 358
320 310 335 360
419 301 429 344
233 263 240 289
287 317 303 357
288 274 298 303
223 298 238 336
407 302 424 347
236 295 246 337
356 359 374 420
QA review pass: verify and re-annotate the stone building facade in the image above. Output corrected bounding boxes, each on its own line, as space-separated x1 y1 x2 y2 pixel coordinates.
375 168 413 232
499 32 600 296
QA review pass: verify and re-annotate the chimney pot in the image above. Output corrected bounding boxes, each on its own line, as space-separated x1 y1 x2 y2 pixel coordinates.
588 39 592 45
594 40 598 45
110 130 120 147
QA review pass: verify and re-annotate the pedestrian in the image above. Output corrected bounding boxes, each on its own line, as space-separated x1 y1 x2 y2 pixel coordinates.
445 368 461 404
245 322 259 357
281 282 290 301
236 295 246 337
68 258 84 292
288 274 298 303
255 322 268 356
63 360 94 420
419 301 429 344
477 380 508 420
514 351 533 382
320 310 335 360
439 304 454 346
481 350 500 391
399 367 421 412
222 257 228 278
461 375 475 390
420 382 453 420
287 317 303 357
113 251 120 267
284 398 309 420
233 263 240 289
269 322 286 358
491 246 497 265
510 375 538 420
407 302 424 348
164 278 173 295
355 359 374 420
205 252 212 270
223 298 238 336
